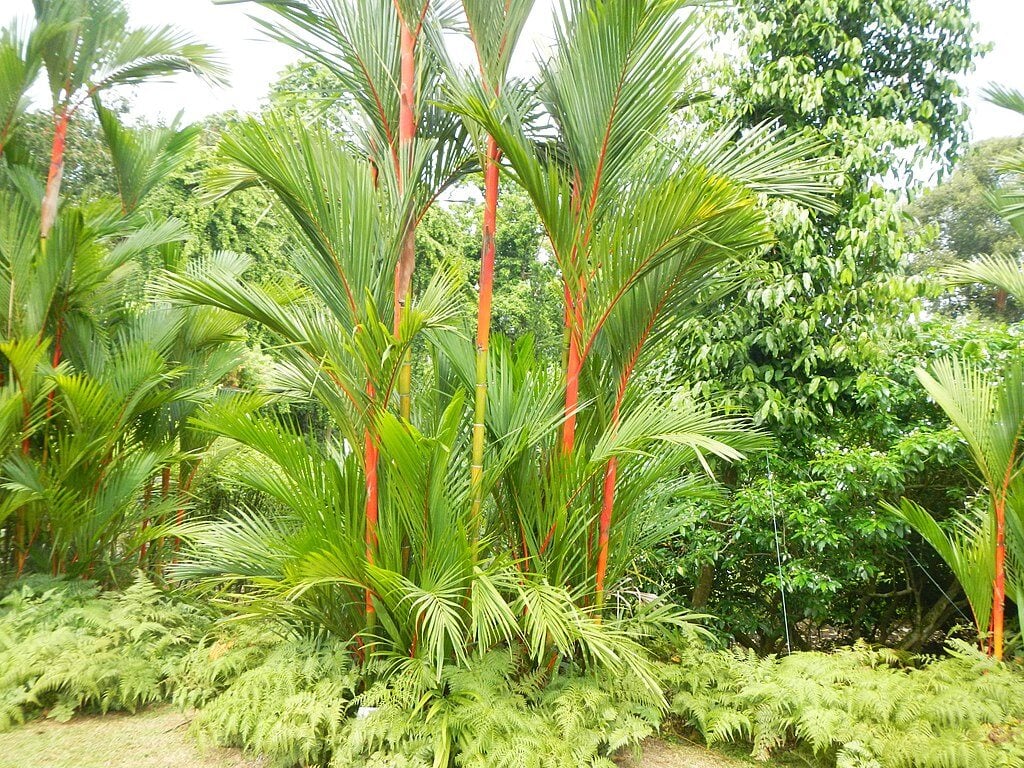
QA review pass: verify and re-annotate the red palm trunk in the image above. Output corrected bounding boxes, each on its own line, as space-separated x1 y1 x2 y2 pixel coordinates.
992 498 1007 660
393 13 417 319
595 376 627 607
41 108 70 241
394 7 419 420
594 279 678 606
470 137 501 534
562 309 583 454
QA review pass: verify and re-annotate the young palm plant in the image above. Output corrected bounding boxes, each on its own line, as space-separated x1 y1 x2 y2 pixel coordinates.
886 358 1024 659
890 84 1024 660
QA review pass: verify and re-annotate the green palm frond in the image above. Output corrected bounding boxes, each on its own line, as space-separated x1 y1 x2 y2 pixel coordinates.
983 83 1024 119
915 356 1024 492
0 19 46 155
460 0 535 92
674 121 837 215
94 99 201 213
33 0 225 106
205 112 394 327
944 253 1024 300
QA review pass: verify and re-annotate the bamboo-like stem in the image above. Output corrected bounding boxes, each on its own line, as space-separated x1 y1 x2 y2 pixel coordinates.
394 7 419 420
41 107 70 241
470 136 501 545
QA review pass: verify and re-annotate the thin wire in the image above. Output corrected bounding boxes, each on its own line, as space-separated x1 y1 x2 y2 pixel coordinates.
905 546 973 625
766 454 792 655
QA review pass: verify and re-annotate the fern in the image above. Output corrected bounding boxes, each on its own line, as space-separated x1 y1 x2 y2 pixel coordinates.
661 640 1024 768
0 574 210 729
188 636 358 768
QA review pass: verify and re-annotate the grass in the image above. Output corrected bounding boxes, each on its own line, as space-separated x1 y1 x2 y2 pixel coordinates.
0 707 261 768
0 705 761 768
619 738 759 767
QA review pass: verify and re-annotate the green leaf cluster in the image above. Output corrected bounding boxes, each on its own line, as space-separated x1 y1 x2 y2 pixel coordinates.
662 640 1024 767
0 574 211 729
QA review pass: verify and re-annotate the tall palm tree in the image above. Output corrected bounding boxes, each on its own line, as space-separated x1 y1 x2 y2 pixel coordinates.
0 11 232 579
459 0 536 547
228 0 473 595
25 0 224 242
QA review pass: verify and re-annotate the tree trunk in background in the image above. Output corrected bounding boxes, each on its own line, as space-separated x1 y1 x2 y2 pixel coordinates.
691 564 715 609
898 581 961 652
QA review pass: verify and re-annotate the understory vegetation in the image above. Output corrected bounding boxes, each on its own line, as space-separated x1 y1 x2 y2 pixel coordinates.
2 578 1022 768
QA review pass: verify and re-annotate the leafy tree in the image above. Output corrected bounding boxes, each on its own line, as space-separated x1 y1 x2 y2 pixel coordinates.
665 0 981 649
908 137 1024 319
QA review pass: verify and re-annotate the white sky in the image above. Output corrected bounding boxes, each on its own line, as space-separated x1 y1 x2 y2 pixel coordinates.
6 0 1024 142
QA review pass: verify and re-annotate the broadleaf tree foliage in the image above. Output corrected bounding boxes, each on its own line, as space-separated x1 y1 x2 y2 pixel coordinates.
660 0 983 650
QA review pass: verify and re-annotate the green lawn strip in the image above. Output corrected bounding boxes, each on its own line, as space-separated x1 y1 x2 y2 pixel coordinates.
0 707 258 768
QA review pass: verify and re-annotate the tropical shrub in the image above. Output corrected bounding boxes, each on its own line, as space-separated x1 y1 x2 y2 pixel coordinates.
0 1 242 581
161 0 830 693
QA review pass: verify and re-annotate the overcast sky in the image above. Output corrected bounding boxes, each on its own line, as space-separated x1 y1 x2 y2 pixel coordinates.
7 0 1024 142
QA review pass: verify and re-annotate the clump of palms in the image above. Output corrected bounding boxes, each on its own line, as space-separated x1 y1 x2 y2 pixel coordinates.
0 0 236 580
165 0 832 683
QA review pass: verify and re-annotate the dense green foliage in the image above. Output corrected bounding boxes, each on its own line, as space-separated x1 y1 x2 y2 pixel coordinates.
663 0 985 650
1 0 1023 766
664 641 1024 767
183 639 660 768
0 578 669 766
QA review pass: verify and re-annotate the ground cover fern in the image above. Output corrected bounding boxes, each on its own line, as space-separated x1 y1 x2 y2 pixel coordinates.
661 640 1024 767
185 641 662 768
0 574 210 729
